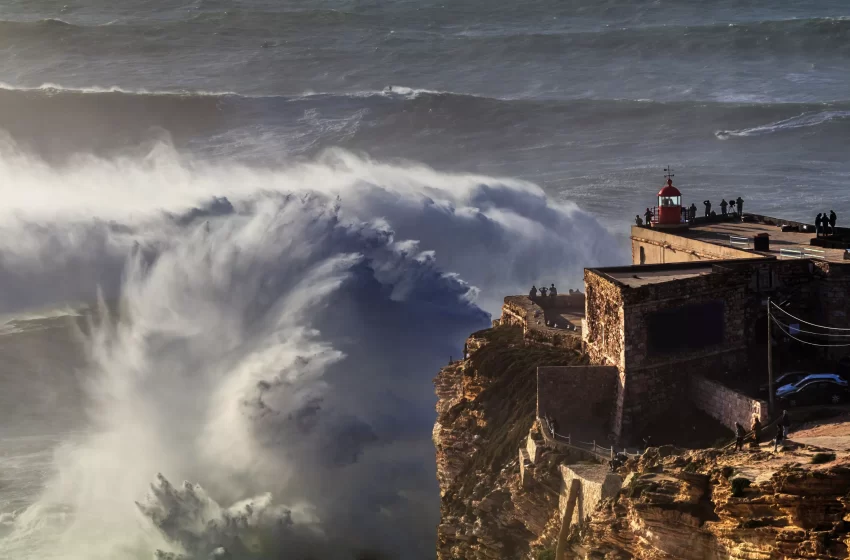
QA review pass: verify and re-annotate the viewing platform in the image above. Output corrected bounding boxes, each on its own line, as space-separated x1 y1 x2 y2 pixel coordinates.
498 293 585 348
633 214 850 265
666 216 848 263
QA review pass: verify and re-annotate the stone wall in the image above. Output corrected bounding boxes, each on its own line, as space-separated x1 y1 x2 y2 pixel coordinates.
618 349 748 439
690 374 768 431
537 366 618 441
499 295 583 350
631 226 757 265
558 464 622 528
583 271 624 368
814 262 850 361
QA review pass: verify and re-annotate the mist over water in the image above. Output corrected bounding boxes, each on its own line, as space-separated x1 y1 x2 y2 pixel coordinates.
0 141 620 559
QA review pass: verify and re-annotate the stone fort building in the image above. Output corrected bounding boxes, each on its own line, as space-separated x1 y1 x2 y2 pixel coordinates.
500 178 850 444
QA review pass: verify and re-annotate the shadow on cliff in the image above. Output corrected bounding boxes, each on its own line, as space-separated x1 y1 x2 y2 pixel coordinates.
451 325 588 487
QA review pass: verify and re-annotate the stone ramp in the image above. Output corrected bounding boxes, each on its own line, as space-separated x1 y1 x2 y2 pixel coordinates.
555 464 622 560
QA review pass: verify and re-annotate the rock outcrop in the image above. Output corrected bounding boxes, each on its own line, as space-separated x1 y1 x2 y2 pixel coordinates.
433 325 588 560
570 446 850 560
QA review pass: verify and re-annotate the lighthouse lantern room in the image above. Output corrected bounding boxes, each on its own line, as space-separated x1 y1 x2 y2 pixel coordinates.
655 167 684 227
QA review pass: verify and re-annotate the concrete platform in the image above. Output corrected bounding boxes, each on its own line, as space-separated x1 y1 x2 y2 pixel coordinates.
678 220 847 263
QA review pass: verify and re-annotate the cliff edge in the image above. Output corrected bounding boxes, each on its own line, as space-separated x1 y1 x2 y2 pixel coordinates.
434 324 850 560
433 325 588 560
570 444 850 559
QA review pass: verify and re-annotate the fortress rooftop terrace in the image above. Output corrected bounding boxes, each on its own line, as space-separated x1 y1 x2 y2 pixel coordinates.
632 214 850 266
672 219 847 263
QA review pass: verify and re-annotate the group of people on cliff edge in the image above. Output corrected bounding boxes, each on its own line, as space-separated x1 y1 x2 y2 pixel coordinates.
704 196 744 219
529 284 558 299
815 210 838 237
734 410 790 453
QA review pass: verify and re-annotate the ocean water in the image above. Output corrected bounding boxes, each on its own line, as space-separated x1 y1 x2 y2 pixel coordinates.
0 1 848 558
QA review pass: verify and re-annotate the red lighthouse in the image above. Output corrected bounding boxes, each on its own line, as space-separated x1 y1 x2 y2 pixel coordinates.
652 167 686 228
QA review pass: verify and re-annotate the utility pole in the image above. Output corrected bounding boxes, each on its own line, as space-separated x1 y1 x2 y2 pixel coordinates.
767 297 775 417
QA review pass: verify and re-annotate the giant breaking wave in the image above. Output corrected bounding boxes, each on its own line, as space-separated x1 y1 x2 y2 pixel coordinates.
0 141 622 560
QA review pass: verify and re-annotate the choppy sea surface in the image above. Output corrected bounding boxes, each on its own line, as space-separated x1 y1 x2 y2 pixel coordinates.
0 1 848 558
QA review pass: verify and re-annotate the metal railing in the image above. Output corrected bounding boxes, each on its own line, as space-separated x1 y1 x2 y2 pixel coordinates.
779 248 803 259
539 417 641 461
646 206 690 225
779 248 826 260
803 248 825 259
729 235 751 249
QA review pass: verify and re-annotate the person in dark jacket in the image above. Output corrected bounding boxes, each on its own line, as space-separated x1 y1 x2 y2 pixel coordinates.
822 211 832 235
720 199 728 216
689 203 697 221
773 424 785 452
736 196 744 216
781 410 791 431
751 415 762 447
816 213 823 237
644 208 653 225
529 285 538 299
540 286 548 298
549 284 557 297
830 210 837 233
735 422 746 451
703 200 712 218
635 215 643 226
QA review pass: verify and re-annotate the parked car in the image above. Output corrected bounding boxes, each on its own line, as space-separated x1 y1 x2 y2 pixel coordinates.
777 378 850 408
759 371 812 394
775 373 848 397
838 356 850 377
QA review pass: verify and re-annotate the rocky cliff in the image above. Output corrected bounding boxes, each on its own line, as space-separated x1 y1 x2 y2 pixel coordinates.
434 325 850 560
433 325 588 560
570 446 850 560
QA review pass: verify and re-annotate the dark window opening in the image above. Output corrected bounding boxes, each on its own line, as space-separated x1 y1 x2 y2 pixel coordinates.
639 246 646 265
647 300 725 355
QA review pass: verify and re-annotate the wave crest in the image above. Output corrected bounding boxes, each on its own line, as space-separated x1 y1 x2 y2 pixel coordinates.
0 145 622 559
715 110 850 138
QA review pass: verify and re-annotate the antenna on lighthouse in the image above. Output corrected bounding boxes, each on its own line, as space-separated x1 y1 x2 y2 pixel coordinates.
664 166 674 181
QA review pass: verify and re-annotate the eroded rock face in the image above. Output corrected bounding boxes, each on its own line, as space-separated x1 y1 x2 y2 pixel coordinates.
571 448 850 560
434 325 850 560
433 326 586 560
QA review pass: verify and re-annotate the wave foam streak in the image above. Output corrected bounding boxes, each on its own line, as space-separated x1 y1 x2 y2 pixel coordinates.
0 144 622 559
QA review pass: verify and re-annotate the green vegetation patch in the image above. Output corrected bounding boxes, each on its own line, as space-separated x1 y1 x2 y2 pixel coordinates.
536 549 556 560
811 452 836 464
730 477 751 497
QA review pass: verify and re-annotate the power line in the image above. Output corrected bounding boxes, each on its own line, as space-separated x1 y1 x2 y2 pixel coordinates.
770 316 850 338
770 316 850 347
770 301 850 331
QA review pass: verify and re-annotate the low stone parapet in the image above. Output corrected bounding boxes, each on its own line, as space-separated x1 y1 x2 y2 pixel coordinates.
558 464 622 527
690 374 768 431
500 295 584 349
